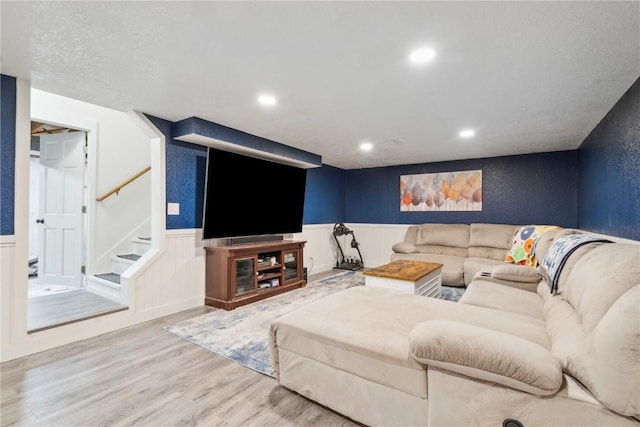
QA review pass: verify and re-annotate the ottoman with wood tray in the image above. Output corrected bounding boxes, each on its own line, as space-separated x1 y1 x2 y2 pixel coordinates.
363 259 443 298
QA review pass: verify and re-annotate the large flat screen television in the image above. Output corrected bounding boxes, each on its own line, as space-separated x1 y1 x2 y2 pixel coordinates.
202 148 307 239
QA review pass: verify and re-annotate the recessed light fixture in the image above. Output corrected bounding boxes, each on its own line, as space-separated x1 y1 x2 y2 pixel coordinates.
257 94 277 106
459 129 475 138
409 47 436 64
360 142 373 151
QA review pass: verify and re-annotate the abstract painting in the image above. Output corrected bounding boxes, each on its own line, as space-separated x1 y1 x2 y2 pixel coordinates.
400 170 482 211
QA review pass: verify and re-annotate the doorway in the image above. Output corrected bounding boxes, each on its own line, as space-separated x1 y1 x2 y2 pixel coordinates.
28 121 126 332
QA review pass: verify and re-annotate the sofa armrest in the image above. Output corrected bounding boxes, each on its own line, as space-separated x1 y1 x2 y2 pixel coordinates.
392 242 416 254
409 320 562 396
474 264 540 292
490 264 540 282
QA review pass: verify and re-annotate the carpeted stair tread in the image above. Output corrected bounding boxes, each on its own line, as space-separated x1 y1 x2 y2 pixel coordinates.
94 273 121 284
116 253 141 262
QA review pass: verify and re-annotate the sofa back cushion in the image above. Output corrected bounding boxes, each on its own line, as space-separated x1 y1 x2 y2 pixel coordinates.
586 285 639 418
468 223 517 260
416 223 469 248
545 242 640 418
403 225 420 245
415 244 468 258
562 242 639 332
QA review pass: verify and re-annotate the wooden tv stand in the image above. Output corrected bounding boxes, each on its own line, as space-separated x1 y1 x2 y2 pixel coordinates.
204 240 306 310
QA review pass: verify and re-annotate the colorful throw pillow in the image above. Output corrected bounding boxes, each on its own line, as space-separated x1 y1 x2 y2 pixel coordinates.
505 225 561 267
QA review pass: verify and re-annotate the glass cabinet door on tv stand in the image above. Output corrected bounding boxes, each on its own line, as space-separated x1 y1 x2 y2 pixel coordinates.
283 249 301 283
234 257 255 295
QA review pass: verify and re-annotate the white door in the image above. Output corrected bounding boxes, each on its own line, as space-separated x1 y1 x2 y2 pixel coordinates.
36 131 86 287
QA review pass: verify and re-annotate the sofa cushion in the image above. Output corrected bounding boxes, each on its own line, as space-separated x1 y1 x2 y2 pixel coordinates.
467 246 508 261
403 225 420 245
270 286 550 398
544 241 604 296
541 234 612 294
584 285 640 418
415 244 468 257
416 223 469 248
459 280 545 320
469 223 517 250
463 257 505 285
409 320 562 395
489 264 540 283
271 287 428 398
561 243 640 333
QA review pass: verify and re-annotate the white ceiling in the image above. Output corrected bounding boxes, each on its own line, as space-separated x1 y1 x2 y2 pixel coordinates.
2 1 639 169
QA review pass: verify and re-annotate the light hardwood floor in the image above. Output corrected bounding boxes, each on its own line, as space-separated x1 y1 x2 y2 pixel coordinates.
2 273 361 427
28 290 128 333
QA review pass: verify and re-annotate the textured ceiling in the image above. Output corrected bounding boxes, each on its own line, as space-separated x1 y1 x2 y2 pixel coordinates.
1 1 639 169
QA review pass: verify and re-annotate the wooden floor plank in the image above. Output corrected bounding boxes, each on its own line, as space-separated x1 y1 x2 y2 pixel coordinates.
1 304 359 427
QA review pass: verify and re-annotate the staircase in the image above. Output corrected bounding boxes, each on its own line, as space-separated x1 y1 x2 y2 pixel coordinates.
87 237 151 303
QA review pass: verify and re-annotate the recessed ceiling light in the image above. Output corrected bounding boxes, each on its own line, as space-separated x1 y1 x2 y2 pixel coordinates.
257 94 277 106
459 129 475 138
360 142 373 151
409 47 436 64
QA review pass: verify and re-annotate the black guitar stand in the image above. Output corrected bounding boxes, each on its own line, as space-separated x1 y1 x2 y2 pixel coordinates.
332 223 364 271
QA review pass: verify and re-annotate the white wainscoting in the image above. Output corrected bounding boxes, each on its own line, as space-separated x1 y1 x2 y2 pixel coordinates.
0 230 205 362
294 223 410 274
1 238 17 355
126 229 205 314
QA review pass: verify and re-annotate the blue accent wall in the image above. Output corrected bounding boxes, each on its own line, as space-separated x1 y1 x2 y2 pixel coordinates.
1 74 16 235
345 151 578 227
146 115 208 229
577 77 640 241
304 164 346 224
148 111 580 230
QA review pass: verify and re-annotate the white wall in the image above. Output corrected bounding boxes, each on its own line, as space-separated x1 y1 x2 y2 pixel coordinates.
293 223 409 275
30 89 151 274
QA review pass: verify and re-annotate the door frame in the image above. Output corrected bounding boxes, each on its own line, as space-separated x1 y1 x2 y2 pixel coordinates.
30 128 88 289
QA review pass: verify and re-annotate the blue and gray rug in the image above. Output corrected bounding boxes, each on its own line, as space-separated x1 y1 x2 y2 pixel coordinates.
165 271 464 377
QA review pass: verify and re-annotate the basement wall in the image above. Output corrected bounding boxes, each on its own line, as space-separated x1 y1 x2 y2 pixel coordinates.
577 76 640 241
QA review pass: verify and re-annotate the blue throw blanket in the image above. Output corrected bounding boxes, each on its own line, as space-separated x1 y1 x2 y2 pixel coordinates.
541 234 612 294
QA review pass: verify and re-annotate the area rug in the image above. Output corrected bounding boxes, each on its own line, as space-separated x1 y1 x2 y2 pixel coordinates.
165 271 465 377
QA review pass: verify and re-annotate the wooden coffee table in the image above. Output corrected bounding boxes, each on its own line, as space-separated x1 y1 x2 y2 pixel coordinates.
363 260 443 298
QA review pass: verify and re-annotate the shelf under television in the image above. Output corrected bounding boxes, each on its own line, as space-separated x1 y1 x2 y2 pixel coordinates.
205 281 303 310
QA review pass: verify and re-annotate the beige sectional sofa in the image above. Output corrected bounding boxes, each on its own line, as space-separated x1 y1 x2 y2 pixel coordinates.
391 222 521 286
270 228 640 427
